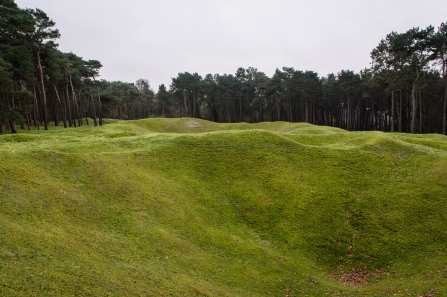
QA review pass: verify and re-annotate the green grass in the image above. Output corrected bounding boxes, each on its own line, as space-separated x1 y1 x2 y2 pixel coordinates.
1 118 446 296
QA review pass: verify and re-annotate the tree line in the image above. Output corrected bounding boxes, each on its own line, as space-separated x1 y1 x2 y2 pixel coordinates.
155 23 446 134
0 0 105 133
1 0 446 134
80 23 447 135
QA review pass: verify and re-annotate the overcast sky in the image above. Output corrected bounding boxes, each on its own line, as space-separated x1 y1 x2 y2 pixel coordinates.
15 0 447 90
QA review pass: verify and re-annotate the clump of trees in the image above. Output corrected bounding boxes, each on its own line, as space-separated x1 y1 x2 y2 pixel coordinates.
157 23 446 134
1 0 446 134
0 0 106 133
99 79 154 121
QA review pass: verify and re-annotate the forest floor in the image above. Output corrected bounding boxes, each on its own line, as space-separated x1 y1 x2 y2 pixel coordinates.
0 118 446 296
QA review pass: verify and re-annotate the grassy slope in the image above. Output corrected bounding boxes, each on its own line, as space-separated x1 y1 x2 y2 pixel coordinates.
0 118 446 296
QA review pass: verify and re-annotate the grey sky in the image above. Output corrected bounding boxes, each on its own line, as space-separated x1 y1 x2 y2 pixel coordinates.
15 0 447 90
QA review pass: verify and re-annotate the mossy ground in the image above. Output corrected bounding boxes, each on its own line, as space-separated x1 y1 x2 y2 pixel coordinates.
1 118 446 296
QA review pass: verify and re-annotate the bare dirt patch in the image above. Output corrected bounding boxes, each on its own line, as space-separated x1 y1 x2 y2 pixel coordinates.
184 120 202 128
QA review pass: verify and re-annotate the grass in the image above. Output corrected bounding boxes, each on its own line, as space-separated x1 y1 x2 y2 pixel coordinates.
1 118 446 296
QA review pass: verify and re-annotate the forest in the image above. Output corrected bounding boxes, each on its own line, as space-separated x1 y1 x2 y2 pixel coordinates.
1 0 446 134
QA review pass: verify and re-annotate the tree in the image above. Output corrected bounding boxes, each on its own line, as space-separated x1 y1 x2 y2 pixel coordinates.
156 84 170 117
301 71 322 124
170 72 203 118
253 72 269 122
430 22 447 135
136 78 154 118
337 70 361 130
85 59 103 125
0 0 35 133
269 69 287 121
404 27 434 133
371 26 434 133
236 67 258 122
0 2 106 132
27 8 60 130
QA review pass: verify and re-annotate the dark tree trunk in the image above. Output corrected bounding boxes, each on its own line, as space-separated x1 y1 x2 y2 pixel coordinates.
239 97 243 122
65 81 73 127
36 47 48 130
419 88 423 133
347 94 351 130
305 99 309 123
78 93 88 126
193 94 196 118
391 90 395 132
92 79 103 126
183 89 188 117
443 76 447 135
88 87 97 126
50 92 59 127
398 90 403 132
33 86 40 130
276 98 281 121
9 118 17 133
65 68 80 127
53 84 67 128
128 103 132 120
411 69 420 133
26 112 31 130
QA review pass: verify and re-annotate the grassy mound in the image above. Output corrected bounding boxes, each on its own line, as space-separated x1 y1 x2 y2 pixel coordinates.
1 118 446 296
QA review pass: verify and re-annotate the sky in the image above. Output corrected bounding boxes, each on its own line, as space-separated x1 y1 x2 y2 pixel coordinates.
15 0 447 90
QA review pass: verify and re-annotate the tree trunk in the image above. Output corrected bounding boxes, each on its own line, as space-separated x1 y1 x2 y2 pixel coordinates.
371 98 376 130
443 76 447 135
364 101 368 130
64 67 80 127
355 99 361 130
77 93 88 126
183 89 188 117
36 47 48 130
398 90 403 133
65 80 73 127
26 112 31 130
9 120 17 133
276 98 281 121
88 87 97 126
67 77 80 127
239 97 243 122
305 99 309 123
287 91 292 122
33 86 40 130
411 69 420 133
419 88 423 134
391 90 395 132
53 84 67 128
289 95 293 122
92 79 103 126
347 94 351 130
193 94 196 118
